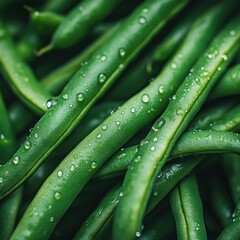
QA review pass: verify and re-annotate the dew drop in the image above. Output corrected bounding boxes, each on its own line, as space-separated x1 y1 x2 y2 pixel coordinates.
91 162 97 169
172 95 176 100
34 133 39 139
150 146 156 151
141 94 150 103
138 16 146 24
131 107 136 113
57 170 63 177
13 156 20 165
153 191 158 196
98 73 107 83
54 192 61 200
221 54 228 61
50 217 54 222
0 177 3 183
142 8 148 13
102 125 108 130
119 48 126 57
153 137 158 143
24 140 31 150
70 165 75 171
96 133 102 139
76 93 85 102
158 85 164 94
119 192 124 197
171 63 178 70
136 232 141 237
62 94 69 100
46 99 52 109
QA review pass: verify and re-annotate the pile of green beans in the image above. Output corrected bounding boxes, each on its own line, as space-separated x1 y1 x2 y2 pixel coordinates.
0 0 239 239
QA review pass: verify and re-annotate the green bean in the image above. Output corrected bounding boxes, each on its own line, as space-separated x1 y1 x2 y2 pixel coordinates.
188 97 239 131
0 93 22 240
0 0 189 200
209 175 233 227
38 0 122 54
41 23 120 95
217 200 240 240
0 93 15 162
95 130 240 180
73 186 120 240
210 64 240 100
30 10 63 36
222 154 240 204
170 173 207 240
113 14 240 239
0 21 51 114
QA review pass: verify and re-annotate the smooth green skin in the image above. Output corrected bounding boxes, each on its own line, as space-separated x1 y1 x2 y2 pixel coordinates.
210 64 240 100
0 93 15 162
0 0 187 200
43 0 122 51
75 102 240 239
170 174 207 240
0 21 51 115
31 11 63 36
96 130 240 180
113 14 240 240
73 187 120 240
222 154 240 204
153 13 192 62
209 176 233 227
41 23 120 95
0 93 22 240
218 200 240 240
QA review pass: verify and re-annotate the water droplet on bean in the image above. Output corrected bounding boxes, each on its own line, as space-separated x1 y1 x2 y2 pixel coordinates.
138 16 146 24
13 156 20 165
54 192 61 200
76 93 85 102
141 94 150 103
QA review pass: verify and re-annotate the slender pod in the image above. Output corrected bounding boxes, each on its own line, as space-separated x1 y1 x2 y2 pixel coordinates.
217 200 240 240
113 15 240 239
170 174 207 240
0 93 22 240
38 0 122 53
210 64 240 100
0 21 51 114
222 154 240 204
96 130 240 179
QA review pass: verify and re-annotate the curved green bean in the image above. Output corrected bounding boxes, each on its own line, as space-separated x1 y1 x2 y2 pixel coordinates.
113 14 240 239
0 21 51 114
217 200 240 240
210 64 240 100
222 154 240 204
38 0 122 53
170 173 207 240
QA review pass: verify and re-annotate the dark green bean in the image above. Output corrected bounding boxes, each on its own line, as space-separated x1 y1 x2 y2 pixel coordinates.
222 154 240 204
0 21 51 114
113 14 240 239
170 173 207 240
209 175 233 227
0 93 22 240
38 0 122 53
96 130 240 180
210 64 240 100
